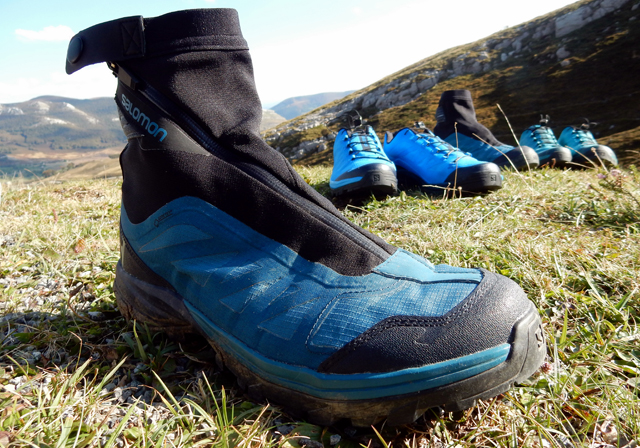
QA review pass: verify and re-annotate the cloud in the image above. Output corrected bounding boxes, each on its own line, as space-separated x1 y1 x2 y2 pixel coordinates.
15 25 74 42
0 66 116 104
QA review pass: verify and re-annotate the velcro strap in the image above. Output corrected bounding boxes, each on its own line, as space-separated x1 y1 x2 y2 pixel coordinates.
66 16 145 74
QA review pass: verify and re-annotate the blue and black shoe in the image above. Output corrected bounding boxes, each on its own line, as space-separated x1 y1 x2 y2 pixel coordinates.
384 123 502 195
68 11 545 427
519 115 572 168
433 89 539 170
330 112 397 197
557 119 618 168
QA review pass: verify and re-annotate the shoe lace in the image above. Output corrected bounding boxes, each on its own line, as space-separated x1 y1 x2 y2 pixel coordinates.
528 114 559 148
573 118 598 146
529 126 559 148
572 128 598 146
346 128 388 160
414 122 467 163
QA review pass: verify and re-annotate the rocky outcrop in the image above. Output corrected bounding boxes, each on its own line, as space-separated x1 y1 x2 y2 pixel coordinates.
264 0 634 160
555 0 630 37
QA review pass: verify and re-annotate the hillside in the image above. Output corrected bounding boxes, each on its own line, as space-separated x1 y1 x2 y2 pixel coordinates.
260 109 287 131
0 96 125 176
264 0 640 165
271 90 355 120
0 96 125 153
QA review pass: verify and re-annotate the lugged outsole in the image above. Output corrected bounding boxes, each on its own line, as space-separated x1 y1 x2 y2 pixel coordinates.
114 261 546 427
396 166 502 196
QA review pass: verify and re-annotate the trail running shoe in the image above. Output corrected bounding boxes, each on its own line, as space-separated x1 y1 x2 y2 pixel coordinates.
433 89 539 170
558 120 618 168
384 123 502 195
330 112 397 197
519 115 572 168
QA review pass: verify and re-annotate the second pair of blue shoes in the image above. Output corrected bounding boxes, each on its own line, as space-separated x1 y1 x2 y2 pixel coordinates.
330 117 502 197
519 116 618 168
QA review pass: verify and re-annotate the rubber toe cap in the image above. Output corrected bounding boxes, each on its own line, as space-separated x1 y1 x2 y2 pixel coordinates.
491 146 539 170
539 146 573 168
319 270 536 374
443 162 502 194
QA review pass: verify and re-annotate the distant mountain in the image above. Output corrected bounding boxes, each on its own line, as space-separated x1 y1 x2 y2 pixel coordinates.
0 96 126 176
261 109 287 131
271 91 355 120
0 97 286 176
0 96 125 153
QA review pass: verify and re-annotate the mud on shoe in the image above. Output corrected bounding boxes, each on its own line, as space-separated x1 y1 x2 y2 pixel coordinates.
433 89 539 170
384 123 502 195
519 115 572 168
330 112 397 198
67 10 545 427
557 119 618 168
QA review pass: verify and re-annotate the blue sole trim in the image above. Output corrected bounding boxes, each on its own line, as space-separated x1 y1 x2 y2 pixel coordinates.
186 301 510 401
329 176 363 188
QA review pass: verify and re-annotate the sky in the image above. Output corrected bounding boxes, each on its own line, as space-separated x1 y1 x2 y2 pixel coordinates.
0 0 578 108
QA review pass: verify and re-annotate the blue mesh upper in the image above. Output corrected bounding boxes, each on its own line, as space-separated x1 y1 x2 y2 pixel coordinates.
121 197 482 368
330 126 395 188
443 133 517 163
519 125 568 163
384 128 487 184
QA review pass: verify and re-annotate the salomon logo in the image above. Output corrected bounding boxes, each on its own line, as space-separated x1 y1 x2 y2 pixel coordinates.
154 210 173 227
121 94 167 142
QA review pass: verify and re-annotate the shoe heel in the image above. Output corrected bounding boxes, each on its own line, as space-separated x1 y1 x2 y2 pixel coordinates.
114 261 198 340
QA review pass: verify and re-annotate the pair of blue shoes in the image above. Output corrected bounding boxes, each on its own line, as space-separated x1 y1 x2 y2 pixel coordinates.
519 116 618 168
330 114 502 197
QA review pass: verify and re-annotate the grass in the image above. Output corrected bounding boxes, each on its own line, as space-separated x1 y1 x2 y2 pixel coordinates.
1 164 639 447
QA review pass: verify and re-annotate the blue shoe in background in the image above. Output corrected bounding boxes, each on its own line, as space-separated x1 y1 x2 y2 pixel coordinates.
384 123 502 195
433 89 539 170
519 115 572 168
330 112 397 197
557 120 618 168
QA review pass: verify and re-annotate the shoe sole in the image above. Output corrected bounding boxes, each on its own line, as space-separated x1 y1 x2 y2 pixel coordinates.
567 146 618 169
538 147 573 168
396 165 502 196
331 166 398 198
492 146 540 170
114 261 546 427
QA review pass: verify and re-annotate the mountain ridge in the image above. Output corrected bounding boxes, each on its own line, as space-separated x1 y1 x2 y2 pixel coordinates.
271 91 355 120
263 0 640 165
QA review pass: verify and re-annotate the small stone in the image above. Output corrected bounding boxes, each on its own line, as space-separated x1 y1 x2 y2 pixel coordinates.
0 431 12 447
113 387 123 400
298 438 323 448
601 420 618 445
556 46 571 59
330 434 342 446
277 425 295 435
88 311 106 321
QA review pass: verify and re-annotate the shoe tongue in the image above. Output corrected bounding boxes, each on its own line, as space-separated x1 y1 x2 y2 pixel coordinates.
352 125 373 137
